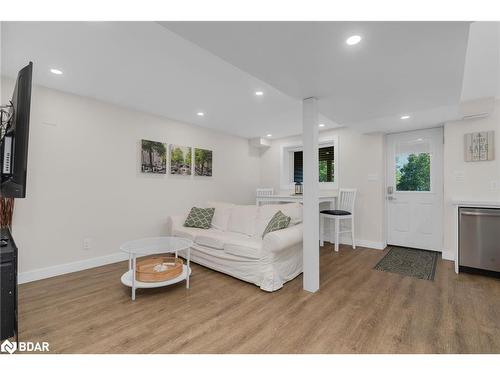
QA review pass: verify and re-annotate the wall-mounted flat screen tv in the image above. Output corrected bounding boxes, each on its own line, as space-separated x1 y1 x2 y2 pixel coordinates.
1 62 33 198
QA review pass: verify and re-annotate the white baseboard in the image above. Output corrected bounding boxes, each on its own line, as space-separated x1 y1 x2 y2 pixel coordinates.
441 250 455 261
352 239 386 250
324 235 386 250
18 252 129 284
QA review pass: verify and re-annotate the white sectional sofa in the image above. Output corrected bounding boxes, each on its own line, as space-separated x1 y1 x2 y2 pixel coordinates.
167 202 303 292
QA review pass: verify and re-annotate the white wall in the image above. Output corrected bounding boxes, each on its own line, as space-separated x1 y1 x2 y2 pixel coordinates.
259 98 500 256
1 79 261 281
259 128 386 249
9 76 493 279
443 98 500 259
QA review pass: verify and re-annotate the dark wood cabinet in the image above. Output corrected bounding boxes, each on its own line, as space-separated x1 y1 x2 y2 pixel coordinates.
0 228 18 341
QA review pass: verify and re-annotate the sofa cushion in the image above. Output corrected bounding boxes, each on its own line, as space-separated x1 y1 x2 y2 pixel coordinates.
184 207 215 229
279 203 302 225
195 234 225 250
255 203 302 237
206 201 235 231
173 226 207 241
227 205 259 236
195 230 250 250
224 238 263 259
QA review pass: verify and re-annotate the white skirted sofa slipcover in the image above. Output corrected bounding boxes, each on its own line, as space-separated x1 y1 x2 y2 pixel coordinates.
167 202 303 292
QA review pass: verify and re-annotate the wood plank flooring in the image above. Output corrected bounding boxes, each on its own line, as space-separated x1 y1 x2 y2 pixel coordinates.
17 244 500 353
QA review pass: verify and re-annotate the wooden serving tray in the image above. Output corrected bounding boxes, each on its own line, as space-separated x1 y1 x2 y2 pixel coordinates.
135 256 183 282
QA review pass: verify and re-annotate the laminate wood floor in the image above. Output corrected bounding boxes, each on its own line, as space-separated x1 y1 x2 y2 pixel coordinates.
17 244 500 353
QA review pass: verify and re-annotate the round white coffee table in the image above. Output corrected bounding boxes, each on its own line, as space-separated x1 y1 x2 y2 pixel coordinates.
120 237 193 301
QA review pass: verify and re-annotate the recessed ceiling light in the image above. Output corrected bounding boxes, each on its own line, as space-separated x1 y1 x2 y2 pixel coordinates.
197 112 205 117
400 115 411 120
319 123 325 128
346 35 362 46
50 68 63 75
255 91 264 96
266 134 272 137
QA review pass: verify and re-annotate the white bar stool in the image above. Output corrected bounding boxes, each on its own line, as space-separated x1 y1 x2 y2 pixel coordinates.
320 188 357 252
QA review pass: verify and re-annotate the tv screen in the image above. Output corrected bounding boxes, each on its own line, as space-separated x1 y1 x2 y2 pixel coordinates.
0 62 33 198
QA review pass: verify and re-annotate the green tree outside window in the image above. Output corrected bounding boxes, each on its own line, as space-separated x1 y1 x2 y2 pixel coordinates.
396 153 431 191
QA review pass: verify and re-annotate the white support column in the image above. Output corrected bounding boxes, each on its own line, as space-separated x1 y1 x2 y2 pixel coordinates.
302 97 320 292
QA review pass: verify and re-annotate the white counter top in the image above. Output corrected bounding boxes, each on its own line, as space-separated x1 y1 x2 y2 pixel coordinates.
451 200 500 207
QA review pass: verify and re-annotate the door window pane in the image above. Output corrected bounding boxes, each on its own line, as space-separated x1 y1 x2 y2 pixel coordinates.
395 139 431 192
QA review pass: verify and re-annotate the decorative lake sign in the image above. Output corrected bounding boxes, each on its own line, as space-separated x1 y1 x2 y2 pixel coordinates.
141 140 167 174
170 145 192 175
465 131 495 162
194 148 213 177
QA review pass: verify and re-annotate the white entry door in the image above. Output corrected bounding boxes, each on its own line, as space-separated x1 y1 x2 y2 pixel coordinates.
386 128 443 251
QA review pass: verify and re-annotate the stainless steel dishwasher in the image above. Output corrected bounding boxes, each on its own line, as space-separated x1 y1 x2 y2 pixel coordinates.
459 207 500 275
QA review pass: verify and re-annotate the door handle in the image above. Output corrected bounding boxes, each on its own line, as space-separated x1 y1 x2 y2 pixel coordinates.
387 196 396 201
461 211 500 217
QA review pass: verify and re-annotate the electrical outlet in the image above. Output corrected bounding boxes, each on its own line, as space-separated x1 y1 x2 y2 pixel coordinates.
83 238 92 250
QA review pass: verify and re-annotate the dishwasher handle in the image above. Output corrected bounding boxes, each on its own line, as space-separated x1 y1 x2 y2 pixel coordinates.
460 211 500 217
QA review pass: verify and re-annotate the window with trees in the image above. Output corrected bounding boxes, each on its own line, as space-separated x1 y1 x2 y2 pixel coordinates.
280 138 338 190
394 136 431 192
292 146 335 183
396 152 431 191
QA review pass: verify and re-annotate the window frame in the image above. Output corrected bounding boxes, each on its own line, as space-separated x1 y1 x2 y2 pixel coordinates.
280 136 339 191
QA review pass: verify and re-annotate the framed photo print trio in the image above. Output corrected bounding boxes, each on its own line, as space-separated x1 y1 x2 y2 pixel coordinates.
141 139 213 177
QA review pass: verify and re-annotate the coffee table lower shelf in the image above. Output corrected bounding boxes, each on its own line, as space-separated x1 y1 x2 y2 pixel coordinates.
121 265 191 291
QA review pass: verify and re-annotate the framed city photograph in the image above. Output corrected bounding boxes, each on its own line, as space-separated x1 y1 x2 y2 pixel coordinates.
194 148 213 176
170 145 192 175
141 139 167 174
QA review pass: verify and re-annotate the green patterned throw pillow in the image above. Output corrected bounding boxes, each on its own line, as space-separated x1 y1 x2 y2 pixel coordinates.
184 207 215 229
262 210 291 238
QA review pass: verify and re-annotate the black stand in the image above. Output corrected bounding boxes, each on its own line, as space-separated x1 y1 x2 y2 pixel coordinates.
0 227 18 343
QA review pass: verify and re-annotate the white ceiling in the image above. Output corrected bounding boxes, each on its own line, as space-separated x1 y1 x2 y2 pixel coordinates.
1 21 335 139
460 22 500 102
161 22 473 132
2 21 497 139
